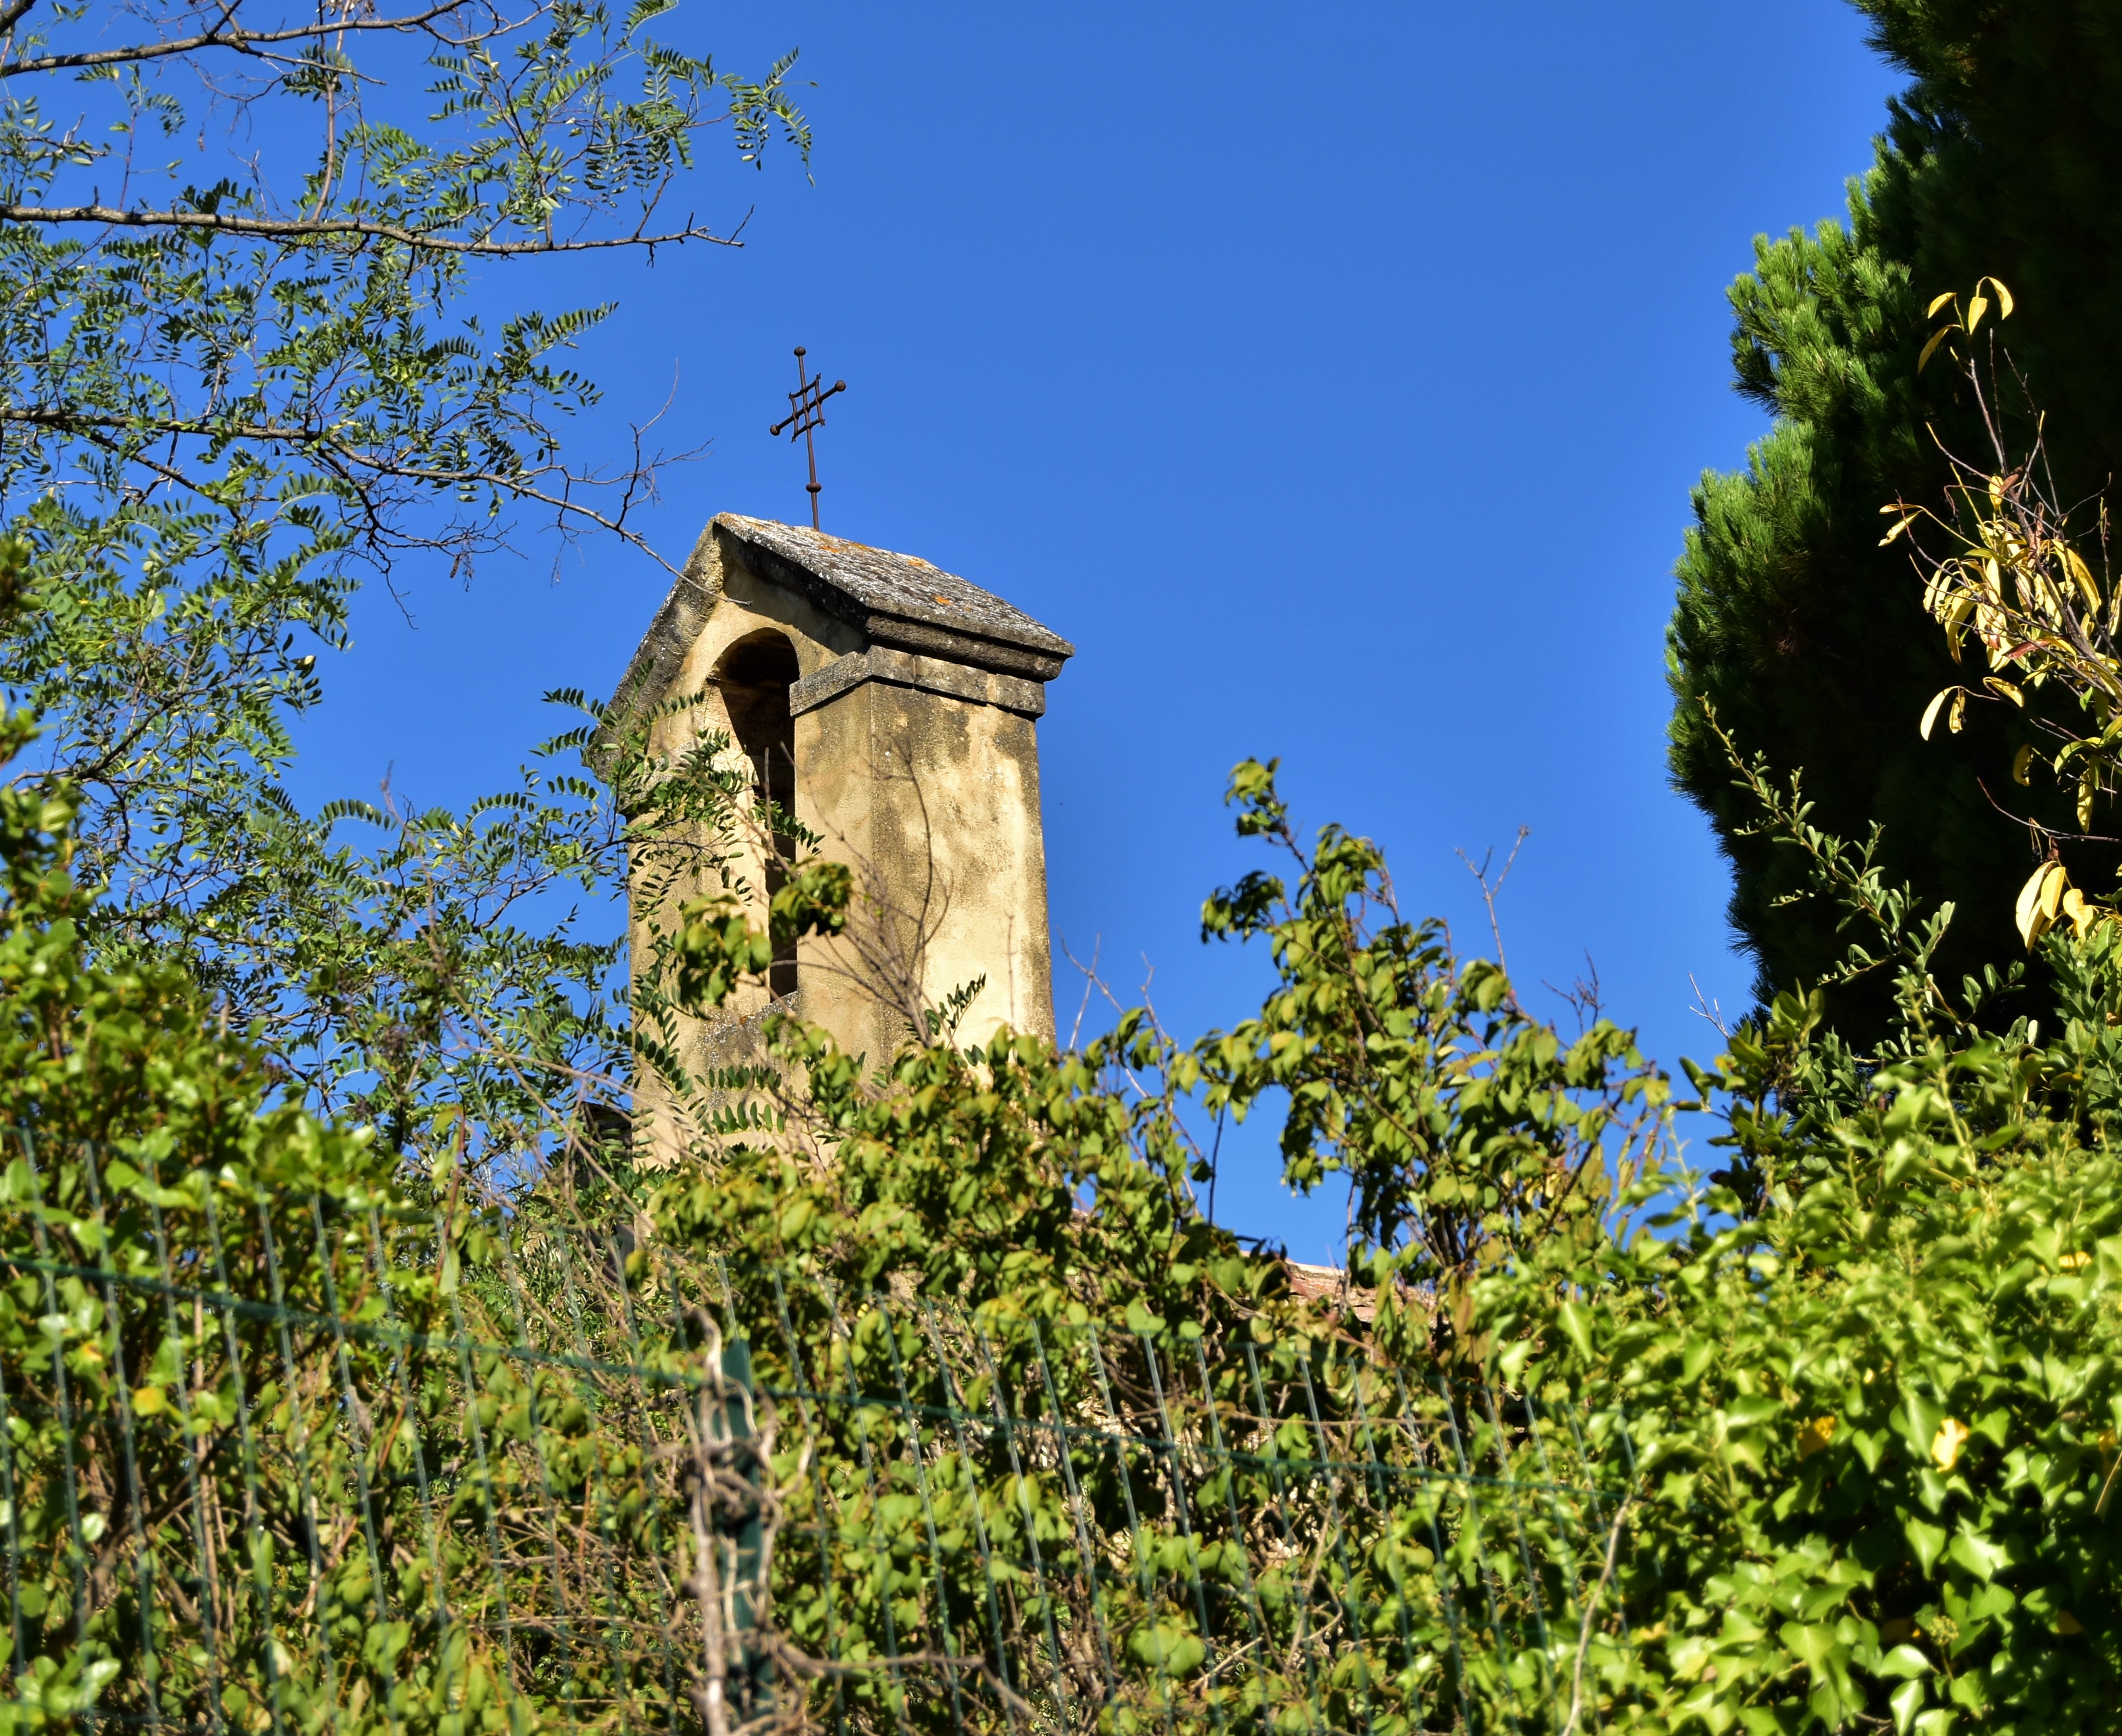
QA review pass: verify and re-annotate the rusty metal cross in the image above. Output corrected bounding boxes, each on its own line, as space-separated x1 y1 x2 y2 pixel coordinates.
768 345 847 530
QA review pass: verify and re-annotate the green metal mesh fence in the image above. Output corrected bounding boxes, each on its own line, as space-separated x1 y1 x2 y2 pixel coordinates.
0 1140 1639 1736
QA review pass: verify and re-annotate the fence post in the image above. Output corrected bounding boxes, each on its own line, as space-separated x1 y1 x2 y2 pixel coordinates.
722 1337 776 1722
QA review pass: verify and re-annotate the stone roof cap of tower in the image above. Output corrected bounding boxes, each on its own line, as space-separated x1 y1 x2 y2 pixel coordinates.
608 514 1074 747
714 514 1075 680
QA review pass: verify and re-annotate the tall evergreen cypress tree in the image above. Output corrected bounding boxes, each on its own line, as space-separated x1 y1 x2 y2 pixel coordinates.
1669 2 2122 1032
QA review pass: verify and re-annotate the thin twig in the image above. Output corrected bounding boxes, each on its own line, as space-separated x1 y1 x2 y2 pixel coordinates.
1562 1493 1634 1736
1457 826 1529 981
0 2 478 79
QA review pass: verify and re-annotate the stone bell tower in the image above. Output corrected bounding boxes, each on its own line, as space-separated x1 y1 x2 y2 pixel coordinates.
612 514 1072 1150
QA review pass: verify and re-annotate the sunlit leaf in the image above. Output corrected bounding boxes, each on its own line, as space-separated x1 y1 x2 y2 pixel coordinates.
2017 861 2065 948
2065 545 2102 610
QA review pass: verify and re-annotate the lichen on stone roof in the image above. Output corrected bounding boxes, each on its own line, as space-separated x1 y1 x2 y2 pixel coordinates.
609 513 1075 743
715 514 1074 679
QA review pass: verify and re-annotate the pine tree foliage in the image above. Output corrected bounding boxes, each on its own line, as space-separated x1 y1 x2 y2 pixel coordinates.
1667 1 2122 1033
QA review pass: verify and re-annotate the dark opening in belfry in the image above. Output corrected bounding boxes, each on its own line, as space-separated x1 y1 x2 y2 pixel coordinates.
717 631 801 998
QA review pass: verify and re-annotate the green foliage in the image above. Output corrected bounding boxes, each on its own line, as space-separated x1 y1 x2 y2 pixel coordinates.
0 704 1651 1736
1195 760 1670 1364
1477 954 2122 1733
0 699 773 1733
623 747 2122 1734
1665 2 2122 1031
11 666 2122 1735
1474 716 2122 1733
1486 1050 2122 1732
1169 756 2122 1729
645 941 1636 1736
0 0 806 1176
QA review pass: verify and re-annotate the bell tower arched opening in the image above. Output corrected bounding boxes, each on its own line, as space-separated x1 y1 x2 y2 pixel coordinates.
717 631 801 998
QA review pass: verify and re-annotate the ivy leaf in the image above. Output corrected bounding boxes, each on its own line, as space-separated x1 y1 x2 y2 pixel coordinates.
1904 1518 1948 1574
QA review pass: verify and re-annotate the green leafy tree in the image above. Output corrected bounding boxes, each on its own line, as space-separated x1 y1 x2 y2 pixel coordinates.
0 694 789 1734
1666 0 2122 1035
1478 796 2122 1735
648 744 2122 1735
0 1 810 1174
9 669 2122 1732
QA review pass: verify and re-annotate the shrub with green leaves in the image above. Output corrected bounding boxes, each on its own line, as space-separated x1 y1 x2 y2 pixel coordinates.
0 702 781 1734
9 657 2122 1734
638 738 2122 1736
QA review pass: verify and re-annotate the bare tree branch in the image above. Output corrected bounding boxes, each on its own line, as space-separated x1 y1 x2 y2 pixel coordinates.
0 2 491 79
0 202 739 255
0 406 696 573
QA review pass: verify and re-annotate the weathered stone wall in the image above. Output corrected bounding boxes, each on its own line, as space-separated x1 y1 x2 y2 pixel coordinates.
795 665 1055 1063
621 516 1065 1162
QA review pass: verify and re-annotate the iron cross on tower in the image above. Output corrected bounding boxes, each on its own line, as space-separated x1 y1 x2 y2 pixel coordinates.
768 346 847 531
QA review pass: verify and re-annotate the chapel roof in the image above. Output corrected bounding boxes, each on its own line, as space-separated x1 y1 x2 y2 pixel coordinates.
714 514 1074 675
614 515 1074 728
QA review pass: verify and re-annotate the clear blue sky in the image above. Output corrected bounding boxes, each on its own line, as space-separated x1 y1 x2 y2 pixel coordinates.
291 1 1905 1258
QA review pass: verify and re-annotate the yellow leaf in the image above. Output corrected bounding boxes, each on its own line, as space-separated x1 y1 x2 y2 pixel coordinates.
1932 1416 1972 1472
2065 545 2102 611
2018 862 2066 948
1920 688 1954 740
1797 1415 1838 1460
2083 768 2100 830
1917 327 1953 372
1927 289 1959 317
1985 677 2025 706
2042 861 2070 926
2016 870 2045 947
2013 743 2035 785
1939 592 1976 662
1980 275 2015 318
1880 514 1916 546
1967 293 1990 334
1949 689 1967 734
2062 887 2098 939
132 1386 166 1417
2058 1250 2091 1270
